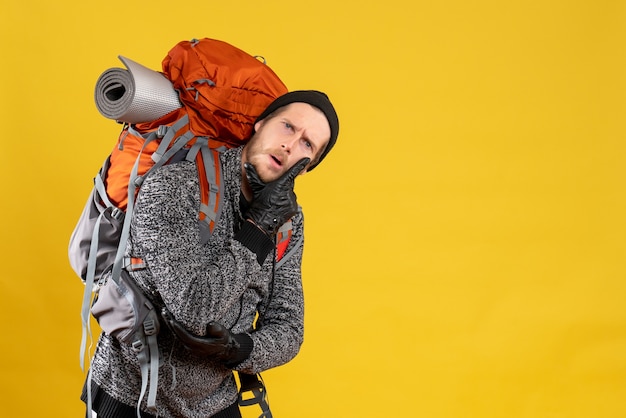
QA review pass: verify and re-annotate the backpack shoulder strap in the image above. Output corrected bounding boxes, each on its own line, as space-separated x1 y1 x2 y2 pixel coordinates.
186 140 223 244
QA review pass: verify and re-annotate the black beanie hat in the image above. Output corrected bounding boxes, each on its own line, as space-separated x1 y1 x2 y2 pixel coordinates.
255 90 339 171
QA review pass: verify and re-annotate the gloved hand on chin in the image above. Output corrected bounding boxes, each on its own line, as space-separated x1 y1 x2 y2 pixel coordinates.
244 157 310 237
235 157 309 265
162 309 253 367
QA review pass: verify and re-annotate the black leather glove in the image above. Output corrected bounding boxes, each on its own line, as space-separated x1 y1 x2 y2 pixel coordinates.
162 309 253 366
244 157 309 237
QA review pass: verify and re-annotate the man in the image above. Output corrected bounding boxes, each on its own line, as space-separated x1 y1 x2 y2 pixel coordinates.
82 90 339 417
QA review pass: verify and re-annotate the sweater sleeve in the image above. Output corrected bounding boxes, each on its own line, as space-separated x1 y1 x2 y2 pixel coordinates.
234 212 306 374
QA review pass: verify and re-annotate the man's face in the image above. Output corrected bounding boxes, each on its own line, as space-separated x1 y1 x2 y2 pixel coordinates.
242 102 331 183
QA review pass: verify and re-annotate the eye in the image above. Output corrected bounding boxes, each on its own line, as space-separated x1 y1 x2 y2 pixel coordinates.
303 139 312 149
283 121 293 131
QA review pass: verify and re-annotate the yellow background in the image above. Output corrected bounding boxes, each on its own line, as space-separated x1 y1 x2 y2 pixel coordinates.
1 1 625 417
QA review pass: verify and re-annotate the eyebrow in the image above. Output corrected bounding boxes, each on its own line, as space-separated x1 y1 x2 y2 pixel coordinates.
282 117 317 149
281 114 330 163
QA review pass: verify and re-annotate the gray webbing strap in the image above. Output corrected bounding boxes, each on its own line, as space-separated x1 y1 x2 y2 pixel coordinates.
79 209 102 370
133 320 160 417
186 138 222 244
127 125 157 142
185 136 203 161
127 295 160 417
186 80 215 101
151 115 189 163
147 332 159 411
94 169 115 208
200 143 220 224
135 339 150 418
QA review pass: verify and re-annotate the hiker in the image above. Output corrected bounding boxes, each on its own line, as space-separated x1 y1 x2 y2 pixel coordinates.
82 90 339 418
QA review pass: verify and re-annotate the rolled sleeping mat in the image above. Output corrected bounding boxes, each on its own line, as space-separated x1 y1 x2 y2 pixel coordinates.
94 56 182 124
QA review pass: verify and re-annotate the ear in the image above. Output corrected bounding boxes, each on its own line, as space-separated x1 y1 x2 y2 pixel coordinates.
254 119 264 132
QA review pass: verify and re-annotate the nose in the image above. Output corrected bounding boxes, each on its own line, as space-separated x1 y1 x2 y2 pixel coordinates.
281 136 299 153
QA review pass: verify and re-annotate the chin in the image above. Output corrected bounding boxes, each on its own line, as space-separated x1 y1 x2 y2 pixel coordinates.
259 170 281 184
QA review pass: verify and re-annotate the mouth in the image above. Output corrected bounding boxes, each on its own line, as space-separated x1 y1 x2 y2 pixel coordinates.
270 154 283 167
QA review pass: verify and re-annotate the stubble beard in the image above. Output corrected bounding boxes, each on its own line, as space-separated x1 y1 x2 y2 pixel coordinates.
243 143 283 184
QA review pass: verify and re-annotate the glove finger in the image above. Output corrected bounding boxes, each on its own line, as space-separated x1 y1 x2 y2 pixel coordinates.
280 157 310 186
168 318 199 343
167 318 213 351
244 163 265 194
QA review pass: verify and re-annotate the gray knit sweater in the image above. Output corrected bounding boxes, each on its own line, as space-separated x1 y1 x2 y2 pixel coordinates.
89 146 305 417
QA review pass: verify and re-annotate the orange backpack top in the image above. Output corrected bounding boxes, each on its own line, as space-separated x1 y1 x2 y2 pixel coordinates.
106 38 288 210
163 37 288 148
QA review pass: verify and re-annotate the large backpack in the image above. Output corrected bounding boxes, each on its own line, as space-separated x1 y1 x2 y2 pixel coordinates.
69 38 293 418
